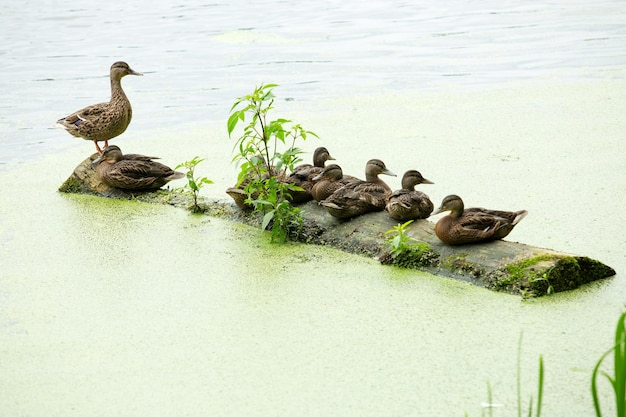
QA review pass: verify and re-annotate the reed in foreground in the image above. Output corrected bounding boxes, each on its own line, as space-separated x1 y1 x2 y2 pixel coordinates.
592 311 626 417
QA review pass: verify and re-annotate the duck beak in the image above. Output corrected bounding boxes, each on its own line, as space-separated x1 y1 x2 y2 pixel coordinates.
312 172 324 181
92 154 104 165
129 68 143 76
422 178 434 185
382 168 397 177
431 206 444 216
328 155 336 161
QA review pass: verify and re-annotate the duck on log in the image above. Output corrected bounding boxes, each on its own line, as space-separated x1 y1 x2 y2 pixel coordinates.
60 155 616 298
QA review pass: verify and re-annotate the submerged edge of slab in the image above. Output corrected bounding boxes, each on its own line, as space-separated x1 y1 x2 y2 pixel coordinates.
60 156 616 297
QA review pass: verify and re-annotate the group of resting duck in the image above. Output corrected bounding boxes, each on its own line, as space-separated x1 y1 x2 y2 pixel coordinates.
226 146 528 245
54 61 527 246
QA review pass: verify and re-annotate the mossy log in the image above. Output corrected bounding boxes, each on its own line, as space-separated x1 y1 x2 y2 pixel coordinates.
61 156 616 297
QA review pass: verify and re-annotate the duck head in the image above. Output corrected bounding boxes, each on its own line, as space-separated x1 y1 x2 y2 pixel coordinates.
432 194 465 218
110 61 143 80
312 164 343 181
312 147 335 167
92 145 124 165
364 159 396 181
401 170 434 190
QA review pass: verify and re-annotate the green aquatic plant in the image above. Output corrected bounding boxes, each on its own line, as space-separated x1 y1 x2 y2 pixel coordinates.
176 156 213 213
465 333 544 417
516 333 544 417
227 83 317 242
381 220 438 268
592 311 626 417
385 220 419 259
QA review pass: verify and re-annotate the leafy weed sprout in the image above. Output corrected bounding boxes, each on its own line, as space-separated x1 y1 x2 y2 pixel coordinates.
381 220 438 268
227 83 317 242
176 156 213 213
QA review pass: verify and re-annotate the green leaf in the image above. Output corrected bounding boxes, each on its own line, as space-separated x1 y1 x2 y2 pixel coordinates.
227 110 242 135
262 210 275 230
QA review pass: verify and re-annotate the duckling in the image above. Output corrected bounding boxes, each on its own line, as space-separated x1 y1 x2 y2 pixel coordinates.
92 145 183 191
225 155 276 208
285 147 335 203
431 194 528 245
55 61 142 154
320 159 396 219
310 164 358 202
386 170 434 221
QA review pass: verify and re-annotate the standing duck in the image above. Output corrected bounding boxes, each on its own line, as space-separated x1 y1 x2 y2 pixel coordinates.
92 145 184 191
285 147 335 203
310 164 358 202
55 61 142 154
386 170 434 221
320 159 396 219
431 194 528 245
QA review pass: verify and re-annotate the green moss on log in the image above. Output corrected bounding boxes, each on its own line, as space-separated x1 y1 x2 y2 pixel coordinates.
488 254 616 298
380 242 439 269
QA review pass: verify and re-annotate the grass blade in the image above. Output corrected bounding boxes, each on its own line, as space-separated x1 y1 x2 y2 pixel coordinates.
536 356 544 417
613 312 626 417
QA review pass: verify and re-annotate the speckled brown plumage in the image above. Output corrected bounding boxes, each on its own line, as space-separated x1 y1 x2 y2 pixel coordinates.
92 145 183 191
310 164 358 202
225 159 278 209
55 61 142 153
431 194 528 245
320 159 396 219
284 147 335 203
386 170 434 221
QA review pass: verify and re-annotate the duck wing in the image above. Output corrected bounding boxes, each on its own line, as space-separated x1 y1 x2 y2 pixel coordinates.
103 160 181 190
58 102 108 127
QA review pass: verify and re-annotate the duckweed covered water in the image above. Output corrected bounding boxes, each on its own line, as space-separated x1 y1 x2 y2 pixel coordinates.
1 78 625 416
2 1 626 415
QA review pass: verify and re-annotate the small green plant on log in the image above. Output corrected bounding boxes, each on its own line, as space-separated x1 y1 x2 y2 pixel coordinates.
380 220 438 268
176 156 213 213
592 311 626 417
227 83 317 242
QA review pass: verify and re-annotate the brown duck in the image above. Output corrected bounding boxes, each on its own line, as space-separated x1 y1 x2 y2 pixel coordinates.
92 145 184 190
431 194 528 245
386 170 434 221
284 147 335 203
310 164 358 202
320 159 396 219
55 61 142 154
225 155 276 208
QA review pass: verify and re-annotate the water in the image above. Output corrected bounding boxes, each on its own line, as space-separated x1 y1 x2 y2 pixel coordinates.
2 0 625 163
1 1 625 416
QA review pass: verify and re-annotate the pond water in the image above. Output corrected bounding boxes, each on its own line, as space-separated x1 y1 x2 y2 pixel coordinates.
1 1 625 416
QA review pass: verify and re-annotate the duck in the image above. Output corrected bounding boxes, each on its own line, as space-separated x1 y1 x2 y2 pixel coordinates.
284 147 335 203
55 61 142 154
310 164 358 202
92 145 184 191
320 159 396 219
431 194 528 245
386 170 434 221
225 155 275 208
